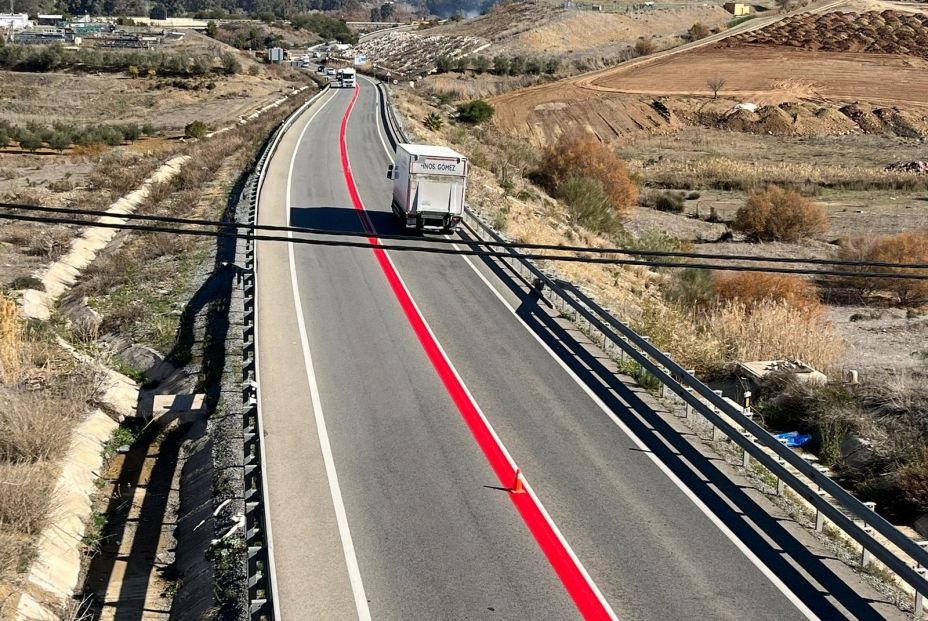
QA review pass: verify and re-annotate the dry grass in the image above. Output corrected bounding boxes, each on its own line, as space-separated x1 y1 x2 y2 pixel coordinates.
715 272 822 315
0 463 56 535
709 300 841 371
628 156 928 192
0 298 24 386
0 392 76 463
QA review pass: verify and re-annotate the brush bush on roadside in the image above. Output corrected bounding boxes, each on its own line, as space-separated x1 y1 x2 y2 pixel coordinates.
456 99 495 124
662 267 716 308
732 185 826 242
556 177 622 235
536 132 638 219
641 190 685 213
836 229 928 305
714 272 822 315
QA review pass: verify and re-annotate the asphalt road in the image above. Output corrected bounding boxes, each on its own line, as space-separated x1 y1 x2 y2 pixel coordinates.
255 81 906 620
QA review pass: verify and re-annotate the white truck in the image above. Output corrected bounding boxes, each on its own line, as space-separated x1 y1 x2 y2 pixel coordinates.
339 67 356 88
387 144 468 232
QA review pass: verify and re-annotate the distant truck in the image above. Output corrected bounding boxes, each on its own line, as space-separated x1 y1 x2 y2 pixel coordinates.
339 67 356 88
387 144 468 232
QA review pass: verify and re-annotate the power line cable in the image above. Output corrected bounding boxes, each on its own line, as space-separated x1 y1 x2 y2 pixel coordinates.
3 210 927 280
4 202 927 271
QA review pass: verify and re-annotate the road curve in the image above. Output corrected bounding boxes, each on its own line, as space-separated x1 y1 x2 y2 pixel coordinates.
254 79 905 620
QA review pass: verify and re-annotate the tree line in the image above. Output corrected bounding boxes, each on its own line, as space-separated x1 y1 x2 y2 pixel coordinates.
0 120 157 152
435 54 561 76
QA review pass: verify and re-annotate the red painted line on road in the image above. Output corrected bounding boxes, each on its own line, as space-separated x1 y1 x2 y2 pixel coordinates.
337 84 614 620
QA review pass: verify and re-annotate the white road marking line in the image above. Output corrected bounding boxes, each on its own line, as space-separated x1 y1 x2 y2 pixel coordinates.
285 91 372 621
452 247 819 621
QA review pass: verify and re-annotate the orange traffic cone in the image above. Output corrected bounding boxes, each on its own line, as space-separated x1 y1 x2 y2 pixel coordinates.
512 468 525 494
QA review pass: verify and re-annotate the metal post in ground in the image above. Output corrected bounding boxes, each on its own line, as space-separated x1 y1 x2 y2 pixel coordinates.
860 501 876 567
711 390 724 441
814 491 827 532
741 432 752 469
915 567 926 617
776 457 786 495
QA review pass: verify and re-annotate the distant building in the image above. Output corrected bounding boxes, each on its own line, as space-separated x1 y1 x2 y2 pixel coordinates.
37 14 63 26
723 2 752 15
0 13 31 30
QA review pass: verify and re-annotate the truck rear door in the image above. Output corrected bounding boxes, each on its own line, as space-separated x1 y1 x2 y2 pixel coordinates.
414 177 453 213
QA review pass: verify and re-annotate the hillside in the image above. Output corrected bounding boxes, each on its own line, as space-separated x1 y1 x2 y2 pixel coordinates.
427 1 732 59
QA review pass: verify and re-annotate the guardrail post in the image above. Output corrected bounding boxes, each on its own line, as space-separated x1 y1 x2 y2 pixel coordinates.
916 567 926 617
776 457 786 495
741 432 752 469
860 501 876 567
711 390 724 441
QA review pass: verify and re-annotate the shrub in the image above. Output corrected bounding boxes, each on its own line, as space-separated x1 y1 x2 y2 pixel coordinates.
714 272 822 315
220 52 241 75
663 267 716 308
651 191 685 213
472 55 490 74
0 298 24 385
435 55 453 73
184 120 208 139
732 185 826 242
836 229 928 305
536 132 638 218
17 131 41 152
509 55 526 75
423 112 444 131
689 22 710 40
556 176 621 235
0 391 74 463
47 131 70 152
492 55 510 75
456 99 495 124
0 462 55 534
634 37 656 56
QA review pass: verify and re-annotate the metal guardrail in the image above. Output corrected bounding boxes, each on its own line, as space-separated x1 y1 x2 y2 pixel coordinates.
373 79 928 611
241 84 331 621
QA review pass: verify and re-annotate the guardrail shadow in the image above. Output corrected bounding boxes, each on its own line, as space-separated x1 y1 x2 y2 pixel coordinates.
465 240 896 620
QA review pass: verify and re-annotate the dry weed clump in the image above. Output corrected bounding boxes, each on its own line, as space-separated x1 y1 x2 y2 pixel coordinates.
837 229 928 305
632 302 726 374
0 462 55 535
708 300 841 371
629 156 928 192
714 272 822 314
536 132 638 218
0 297 25 385
0 392 76 463
733 186 826 242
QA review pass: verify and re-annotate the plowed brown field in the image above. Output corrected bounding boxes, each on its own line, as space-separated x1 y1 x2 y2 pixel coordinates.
589 45 928 106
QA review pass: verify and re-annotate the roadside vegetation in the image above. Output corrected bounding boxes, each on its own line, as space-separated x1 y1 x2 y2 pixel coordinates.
0 119 157 153
0 296 96 598
0 45 243 76
397 80 928 531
